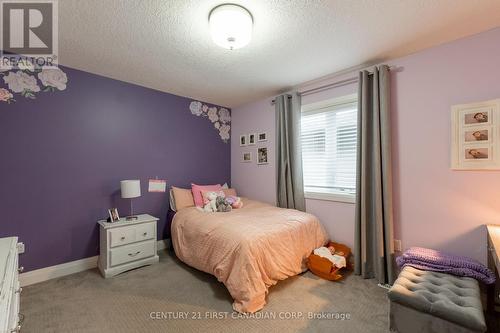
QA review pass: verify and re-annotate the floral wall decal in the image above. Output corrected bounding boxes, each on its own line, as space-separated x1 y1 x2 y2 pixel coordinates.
0 58 68 103
189 100 231 143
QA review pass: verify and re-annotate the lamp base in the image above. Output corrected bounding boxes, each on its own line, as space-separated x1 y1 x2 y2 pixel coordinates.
125 215 139 221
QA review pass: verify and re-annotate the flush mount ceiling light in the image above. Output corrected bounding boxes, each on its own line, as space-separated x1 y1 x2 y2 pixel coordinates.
209 4 253 50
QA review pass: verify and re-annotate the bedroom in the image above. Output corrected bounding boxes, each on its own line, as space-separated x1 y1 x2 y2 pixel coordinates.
1 0 500 332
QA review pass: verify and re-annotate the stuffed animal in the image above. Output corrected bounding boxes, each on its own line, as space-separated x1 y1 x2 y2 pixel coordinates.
225 196 243 209
216 196 232 212
307 241 352 281
200 191 218 212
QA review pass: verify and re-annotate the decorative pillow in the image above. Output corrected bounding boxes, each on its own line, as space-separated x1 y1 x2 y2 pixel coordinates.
169 189 177 212
222 188 237 197
191 183 222 207
171 186 195 211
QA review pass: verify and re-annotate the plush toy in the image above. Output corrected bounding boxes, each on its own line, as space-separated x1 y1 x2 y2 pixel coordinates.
200 191 218 212
307 241 352 281
225 196 243 209
216 196 232 212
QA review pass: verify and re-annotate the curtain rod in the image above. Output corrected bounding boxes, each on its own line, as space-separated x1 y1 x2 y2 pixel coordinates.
271 66 396 104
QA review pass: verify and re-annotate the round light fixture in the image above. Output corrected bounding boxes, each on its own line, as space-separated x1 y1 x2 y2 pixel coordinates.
209 4 253 50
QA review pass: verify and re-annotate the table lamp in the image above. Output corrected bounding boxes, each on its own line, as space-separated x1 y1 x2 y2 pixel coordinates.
120 180 141 220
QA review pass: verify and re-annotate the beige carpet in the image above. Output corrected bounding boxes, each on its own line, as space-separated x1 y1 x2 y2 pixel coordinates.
21 251 389 333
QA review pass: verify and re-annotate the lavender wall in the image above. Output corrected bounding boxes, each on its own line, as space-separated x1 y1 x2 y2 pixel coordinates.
0 66 230 272
231 27 500 264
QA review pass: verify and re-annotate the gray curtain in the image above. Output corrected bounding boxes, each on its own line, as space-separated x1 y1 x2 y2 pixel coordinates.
354 65 396 285
275 93 306 211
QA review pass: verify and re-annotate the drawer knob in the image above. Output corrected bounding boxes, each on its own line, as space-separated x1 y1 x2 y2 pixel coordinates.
143 232 147 236
128 251 141 257
121 236 126 241
18 266 24 273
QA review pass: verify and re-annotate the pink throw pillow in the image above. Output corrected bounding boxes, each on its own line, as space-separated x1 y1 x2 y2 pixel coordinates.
191 183 222 207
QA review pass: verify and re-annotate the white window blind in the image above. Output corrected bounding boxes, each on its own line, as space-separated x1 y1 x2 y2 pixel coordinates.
301 95 357 198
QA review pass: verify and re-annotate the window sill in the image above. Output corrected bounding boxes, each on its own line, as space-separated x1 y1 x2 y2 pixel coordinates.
305 191 355 204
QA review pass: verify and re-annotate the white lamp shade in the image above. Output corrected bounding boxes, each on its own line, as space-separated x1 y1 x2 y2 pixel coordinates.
120 180 141 199
209 4 253 50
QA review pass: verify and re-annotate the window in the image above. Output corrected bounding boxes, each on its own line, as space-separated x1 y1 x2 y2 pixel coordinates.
301 94 357 203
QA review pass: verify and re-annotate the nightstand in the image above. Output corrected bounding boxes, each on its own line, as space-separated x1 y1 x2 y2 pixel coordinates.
98 214 159 278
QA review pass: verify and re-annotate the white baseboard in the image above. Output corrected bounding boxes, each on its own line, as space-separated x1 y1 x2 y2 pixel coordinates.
20 239 170 287
19 255 98 287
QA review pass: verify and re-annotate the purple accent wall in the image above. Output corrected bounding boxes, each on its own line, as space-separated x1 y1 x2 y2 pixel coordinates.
0 66 230 272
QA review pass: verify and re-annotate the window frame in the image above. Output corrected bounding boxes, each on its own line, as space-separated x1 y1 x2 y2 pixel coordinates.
301 93 358 204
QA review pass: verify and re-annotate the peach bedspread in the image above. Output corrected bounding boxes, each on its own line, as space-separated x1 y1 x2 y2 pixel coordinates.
171 199 327 313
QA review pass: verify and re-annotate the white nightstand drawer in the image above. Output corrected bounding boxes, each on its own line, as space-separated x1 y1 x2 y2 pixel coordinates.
135 222 155 242
109 240 156 267
98 214 159 278
109 227 136 248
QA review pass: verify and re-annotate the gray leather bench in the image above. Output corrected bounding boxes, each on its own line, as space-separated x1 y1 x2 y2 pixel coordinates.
388 266 486 333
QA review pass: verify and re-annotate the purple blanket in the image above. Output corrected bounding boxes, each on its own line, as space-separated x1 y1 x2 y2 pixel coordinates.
396 247 496 284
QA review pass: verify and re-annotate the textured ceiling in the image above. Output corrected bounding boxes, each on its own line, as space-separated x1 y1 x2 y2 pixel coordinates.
58 0 500 107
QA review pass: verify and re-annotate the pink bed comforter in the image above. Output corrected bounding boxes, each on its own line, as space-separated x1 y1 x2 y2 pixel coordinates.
171 198 327 313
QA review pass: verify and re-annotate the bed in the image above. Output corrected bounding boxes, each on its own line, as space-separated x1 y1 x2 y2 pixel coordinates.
171 198 327 313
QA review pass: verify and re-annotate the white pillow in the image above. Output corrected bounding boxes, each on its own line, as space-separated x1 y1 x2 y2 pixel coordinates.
169 189 177 212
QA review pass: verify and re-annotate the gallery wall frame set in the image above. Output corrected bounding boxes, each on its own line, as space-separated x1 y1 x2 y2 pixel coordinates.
240 132 267 146
451 99 500 170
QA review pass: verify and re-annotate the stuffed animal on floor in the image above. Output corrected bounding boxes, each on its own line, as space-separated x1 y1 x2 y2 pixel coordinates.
216 196 232 212
225 196 243 209
307 241 352 281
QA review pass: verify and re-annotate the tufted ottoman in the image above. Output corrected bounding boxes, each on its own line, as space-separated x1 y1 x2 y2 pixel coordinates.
388 266 486 333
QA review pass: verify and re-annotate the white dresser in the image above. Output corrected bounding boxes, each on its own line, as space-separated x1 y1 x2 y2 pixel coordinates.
0 237 22 333
98 214 159 278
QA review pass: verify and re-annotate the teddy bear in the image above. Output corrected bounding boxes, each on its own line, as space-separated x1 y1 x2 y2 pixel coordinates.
200 191 218 212
216 196 232 212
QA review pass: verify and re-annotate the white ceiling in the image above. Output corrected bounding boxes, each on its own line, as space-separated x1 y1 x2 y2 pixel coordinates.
59 0 500 107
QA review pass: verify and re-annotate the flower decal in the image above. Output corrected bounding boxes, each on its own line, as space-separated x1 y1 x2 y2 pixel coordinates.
3 71 40 98
219 124 230 141
0 88 14 103
188 100 231 143
189 101 203 116
38 68 68 91
219 108 231 123
0 65 69 103
207 107 219 123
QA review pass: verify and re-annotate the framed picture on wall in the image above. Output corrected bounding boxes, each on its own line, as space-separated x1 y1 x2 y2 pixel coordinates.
258 132 267 142
248 133 256 145
239 135 247 146
242 152 252 163
451 99 500 170
257 147 268 165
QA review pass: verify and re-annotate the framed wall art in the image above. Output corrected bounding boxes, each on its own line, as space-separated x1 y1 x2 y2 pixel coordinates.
257 147 268 165
242 152 252 163
451 99 500 170
239 134 247 146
